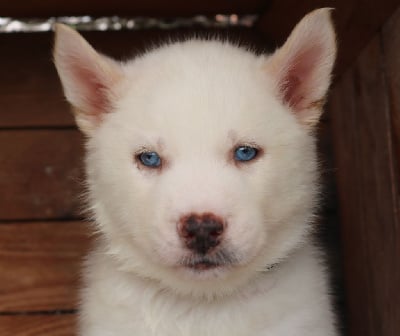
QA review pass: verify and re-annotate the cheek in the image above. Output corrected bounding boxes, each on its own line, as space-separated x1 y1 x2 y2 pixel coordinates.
120 175 184 264
92 149 158 239
225 204 267 260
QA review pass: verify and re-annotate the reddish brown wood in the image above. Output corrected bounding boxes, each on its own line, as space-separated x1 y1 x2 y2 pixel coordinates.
0 33 71 128
0 131 84 220
0 221 90 311
0 0 265 17
257 0 400 78
328 34 400 336
1 314 76 336
0 31 166 128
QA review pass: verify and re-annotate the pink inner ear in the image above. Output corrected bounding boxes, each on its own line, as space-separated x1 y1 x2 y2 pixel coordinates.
282 73 302 109
72 62 110 122
279 44 324 112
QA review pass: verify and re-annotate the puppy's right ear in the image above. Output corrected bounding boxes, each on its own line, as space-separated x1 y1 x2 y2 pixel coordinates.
53 24 123 135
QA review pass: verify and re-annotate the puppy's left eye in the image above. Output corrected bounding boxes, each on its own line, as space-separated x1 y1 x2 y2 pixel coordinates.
234 146 258 162
137 151 161 168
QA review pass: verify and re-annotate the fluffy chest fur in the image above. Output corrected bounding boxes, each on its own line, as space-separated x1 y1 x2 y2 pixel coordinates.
81 244 335 336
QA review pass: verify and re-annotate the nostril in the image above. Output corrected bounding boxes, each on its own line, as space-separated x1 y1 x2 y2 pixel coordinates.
178 212 226 254
184 231 195 239
210 229 222 238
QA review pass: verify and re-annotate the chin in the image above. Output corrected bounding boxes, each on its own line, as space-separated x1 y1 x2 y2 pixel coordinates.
141 249 265 299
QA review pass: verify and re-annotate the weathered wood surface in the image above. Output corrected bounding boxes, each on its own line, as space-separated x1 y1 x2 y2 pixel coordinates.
1 314 76 336
0 221 90 312
0 31 167 128
0 130 84 220
257 0 400 78
328 32 400 336
0 0 265 17
0 33 73 128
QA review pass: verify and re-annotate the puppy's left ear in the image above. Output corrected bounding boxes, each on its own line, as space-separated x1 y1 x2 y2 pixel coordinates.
264 8 337 128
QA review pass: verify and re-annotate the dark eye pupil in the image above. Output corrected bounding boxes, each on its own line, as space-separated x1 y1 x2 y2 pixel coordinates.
234 146 258 162
139 151 161 167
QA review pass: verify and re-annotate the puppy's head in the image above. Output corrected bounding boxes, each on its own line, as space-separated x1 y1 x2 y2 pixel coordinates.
54 9 336 298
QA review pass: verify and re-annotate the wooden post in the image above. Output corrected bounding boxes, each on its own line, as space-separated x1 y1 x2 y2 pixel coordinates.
328 8 400 335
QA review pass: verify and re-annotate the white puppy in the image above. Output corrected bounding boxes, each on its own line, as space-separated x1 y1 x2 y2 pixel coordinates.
54 8 337 336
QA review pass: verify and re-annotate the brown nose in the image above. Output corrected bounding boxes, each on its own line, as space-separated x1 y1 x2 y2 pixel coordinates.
179 213 225 254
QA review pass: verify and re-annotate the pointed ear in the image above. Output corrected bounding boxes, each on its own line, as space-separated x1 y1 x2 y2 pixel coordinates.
53 24 123 134
264 8 337 128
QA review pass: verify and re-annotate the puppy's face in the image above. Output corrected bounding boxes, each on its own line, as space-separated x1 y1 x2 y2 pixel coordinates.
54 9 336 297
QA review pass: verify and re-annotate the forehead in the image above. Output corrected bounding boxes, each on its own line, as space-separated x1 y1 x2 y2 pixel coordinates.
111 42 292 146
142 81 266 127
118 82 277 148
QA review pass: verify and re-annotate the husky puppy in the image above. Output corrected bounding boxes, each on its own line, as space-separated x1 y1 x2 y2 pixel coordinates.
54 8 337 336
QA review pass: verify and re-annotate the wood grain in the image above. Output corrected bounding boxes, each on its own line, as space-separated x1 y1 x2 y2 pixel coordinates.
257 0 400 78
0 130 84 220
328 34 400 336
0 0 265 17
0 221 90 311
0 33 71 128
382 6 400 192
1 314 76 336
0 31 168 128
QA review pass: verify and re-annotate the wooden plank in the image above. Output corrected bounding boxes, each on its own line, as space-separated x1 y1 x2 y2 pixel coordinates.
0 33 71 128
0 130 84 220
382 6 400 190
0 28 267 128
0 221 90 311
257 0 400 78
1 314 76 336
328 34 400 336
0 31 163 128
0 0 265 17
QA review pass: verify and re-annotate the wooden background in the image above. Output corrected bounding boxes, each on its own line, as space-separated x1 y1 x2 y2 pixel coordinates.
0 1 399 335
328 7 400 335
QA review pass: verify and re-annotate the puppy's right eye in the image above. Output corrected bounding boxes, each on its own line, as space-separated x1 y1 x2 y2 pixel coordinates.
137 151 161 168
234 146 258 162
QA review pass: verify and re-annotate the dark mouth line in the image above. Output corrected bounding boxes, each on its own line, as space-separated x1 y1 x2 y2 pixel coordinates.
180 249 239 269
188 260 220 268
182 258 223 268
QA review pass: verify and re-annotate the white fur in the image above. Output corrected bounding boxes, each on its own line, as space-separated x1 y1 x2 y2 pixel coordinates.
54 8 337 336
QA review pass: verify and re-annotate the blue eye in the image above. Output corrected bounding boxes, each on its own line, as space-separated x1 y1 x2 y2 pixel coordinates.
234 146 258 162
138 151 161 168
